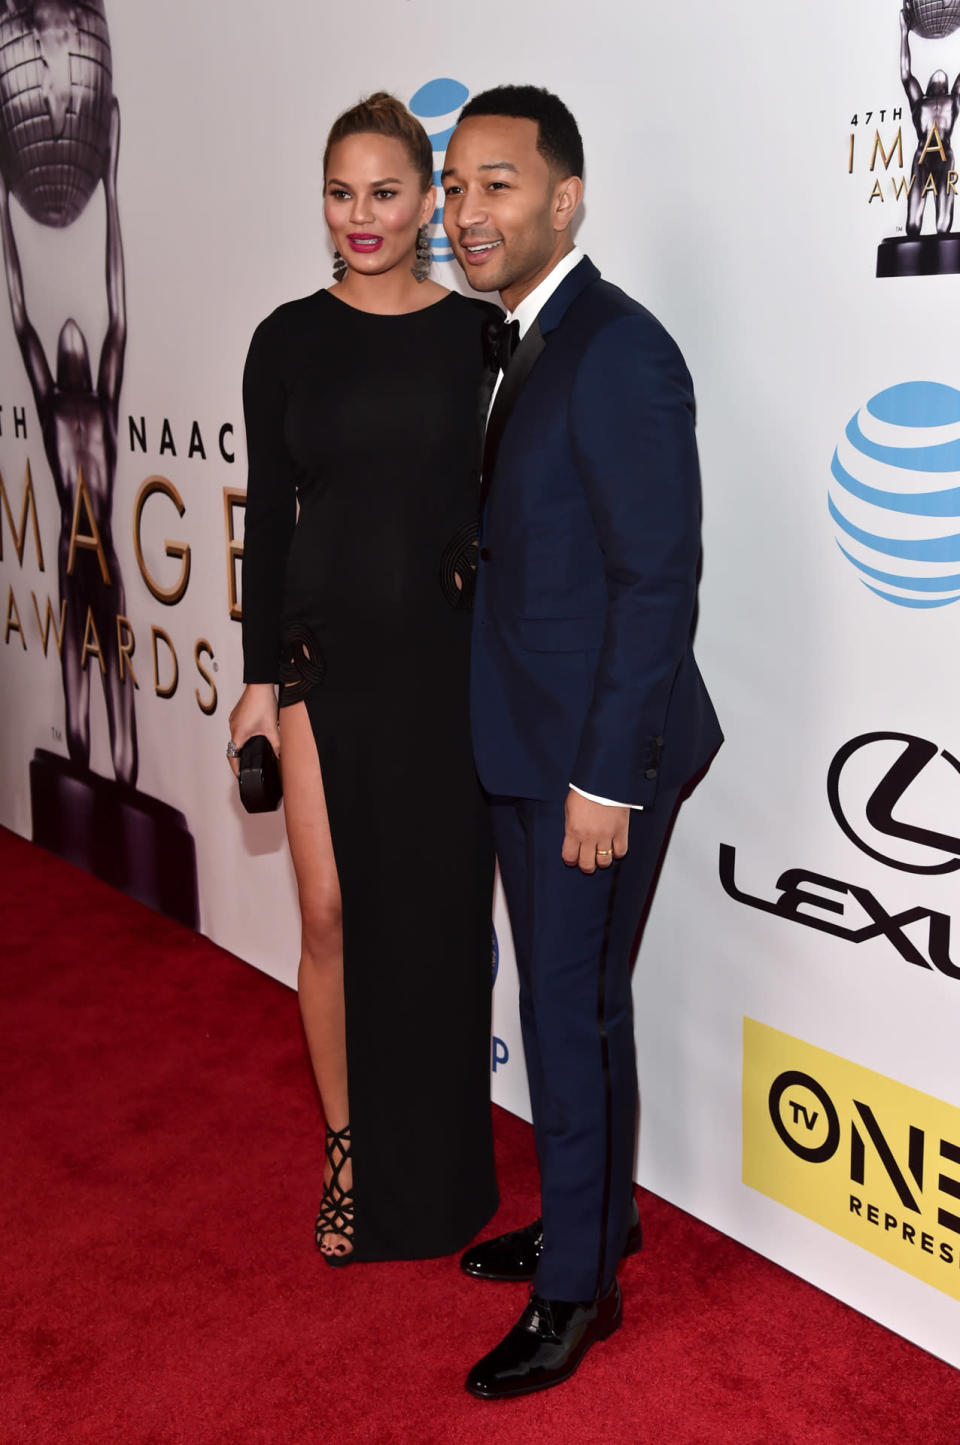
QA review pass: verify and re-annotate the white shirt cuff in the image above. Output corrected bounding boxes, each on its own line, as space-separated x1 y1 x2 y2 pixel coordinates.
570 783 644 812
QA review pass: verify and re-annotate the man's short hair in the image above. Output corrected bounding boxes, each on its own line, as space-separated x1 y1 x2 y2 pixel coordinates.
459 85 584 180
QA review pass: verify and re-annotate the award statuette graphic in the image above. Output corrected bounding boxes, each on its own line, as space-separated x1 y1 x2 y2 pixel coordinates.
905 0 960 39
0 0 113 227
878 2 960 276
0 4 199 928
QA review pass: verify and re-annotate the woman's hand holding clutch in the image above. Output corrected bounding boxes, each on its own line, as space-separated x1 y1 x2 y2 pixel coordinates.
227 683 279 778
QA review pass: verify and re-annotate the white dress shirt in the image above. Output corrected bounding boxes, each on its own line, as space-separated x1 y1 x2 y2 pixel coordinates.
485 246 643 813
488 245 584 412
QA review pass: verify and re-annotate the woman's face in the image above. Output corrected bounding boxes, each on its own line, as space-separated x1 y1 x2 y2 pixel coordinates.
324 133 433 278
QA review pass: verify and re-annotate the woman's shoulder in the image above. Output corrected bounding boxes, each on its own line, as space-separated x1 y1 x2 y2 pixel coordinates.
248 289 329 353
442 290 504 327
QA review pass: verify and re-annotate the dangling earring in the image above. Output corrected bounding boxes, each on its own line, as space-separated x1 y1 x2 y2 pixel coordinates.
332 250 347 282
411 225 430 283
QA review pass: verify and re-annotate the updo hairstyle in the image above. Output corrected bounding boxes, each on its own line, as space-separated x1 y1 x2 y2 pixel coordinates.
323 92 433 192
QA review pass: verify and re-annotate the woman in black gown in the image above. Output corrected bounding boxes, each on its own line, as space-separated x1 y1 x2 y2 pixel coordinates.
229 93 499 1263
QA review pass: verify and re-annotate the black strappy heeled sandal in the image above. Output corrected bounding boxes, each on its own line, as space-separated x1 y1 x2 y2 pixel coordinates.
314 1123 355 1268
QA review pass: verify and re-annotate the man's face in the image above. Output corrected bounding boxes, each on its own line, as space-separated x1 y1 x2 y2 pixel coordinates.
442 115 569 308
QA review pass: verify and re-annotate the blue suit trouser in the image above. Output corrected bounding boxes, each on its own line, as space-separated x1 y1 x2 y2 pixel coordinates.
490 786 681 1302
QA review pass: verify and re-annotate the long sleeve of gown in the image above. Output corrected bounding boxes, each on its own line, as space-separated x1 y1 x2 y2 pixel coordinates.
240 314 298 683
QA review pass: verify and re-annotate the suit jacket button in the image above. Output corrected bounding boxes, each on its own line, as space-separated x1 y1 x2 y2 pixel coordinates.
645 768 658 780
479 547 491 562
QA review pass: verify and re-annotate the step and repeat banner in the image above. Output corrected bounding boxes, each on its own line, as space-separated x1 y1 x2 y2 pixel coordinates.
0 0 958 1369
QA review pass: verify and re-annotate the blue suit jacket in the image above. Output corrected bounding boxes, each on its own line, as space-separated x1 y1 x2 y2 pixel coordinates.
471 256 722 807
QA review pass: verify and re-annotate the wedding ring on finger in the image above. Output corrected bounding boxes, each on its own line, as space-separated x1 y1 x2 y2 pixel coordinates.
226 739 238 759
597 847 613 857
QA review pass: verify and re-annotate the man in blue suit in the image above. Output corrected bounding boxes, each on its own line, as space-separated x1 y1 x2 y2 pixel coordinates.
442 86 722 1399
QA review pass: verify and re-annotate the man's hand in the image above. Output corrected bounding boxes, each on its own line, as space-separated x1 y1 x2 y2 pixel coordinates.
562 790 630 874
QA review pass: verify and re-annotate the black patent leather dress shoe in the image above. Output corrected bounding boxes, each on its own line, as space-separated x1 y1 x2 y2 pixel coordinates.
460 1197 642 1282
465 1281 622 1399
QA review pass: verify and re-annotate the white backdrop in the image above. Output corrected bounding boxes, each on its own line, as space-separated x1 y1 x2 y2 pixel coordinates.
1 0 958 1368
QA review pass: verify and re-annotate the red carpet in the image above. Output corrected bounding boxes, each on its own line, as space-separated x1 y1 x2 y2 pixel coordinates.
2 824 958 1444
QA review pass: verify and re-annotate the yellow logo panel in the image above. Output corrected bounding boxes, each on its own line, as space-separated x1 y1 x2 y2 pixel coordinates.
743 1018 960 1300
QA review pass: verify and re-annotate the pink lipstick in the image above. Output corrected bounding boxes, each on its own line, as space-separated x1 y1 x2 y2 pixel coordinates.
347 233 383 253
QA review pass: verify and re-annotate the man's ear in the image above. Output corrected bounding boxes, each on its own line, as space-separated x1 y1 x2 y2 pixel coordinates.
553 175 583 233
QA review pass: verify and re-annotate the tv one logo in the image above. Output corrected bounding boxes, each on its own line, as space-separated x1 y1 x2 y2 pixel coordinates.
720 731 960 980
743 1020 960 1299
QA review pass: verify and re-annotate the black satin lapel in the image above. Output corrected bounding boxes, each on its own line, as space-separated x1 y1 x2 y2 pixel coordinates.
477 362 498 452
480 318 546 507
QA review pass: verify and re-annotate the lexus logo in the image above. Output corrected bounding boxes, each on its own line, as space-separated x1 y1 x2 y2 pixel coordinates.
827 733 960 876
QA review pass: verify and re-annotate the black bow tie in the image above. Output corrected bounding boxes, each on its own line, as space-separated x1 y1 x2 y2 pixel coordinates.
484 317 520 374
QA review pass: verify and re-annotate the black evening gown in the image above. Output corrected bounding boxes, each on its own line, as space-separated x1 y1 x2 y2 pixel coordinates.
241 288 499 1259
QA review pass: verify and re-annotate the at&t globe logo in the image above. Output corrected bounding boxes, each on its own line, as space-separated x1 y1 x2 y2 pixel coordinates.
829 381 960 608
409 77 469 265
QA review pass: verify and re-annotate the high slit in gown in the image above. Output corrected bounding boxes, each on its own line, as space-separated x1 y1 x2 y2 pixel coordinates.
240 287 500 1259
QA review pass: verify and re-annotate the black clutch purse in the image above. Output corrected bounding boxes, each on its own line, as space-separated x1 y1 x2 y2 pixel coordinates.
237 734 282 813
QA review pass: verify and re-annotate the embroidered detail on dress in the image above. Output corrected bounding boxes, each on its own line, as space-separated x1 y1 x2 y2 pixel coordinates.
278 623 327 703
439 522 479 610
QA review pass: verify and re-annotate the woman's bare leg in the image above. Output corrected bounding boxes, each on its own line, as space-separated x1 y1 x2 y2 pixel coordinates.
278 699 351 1257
